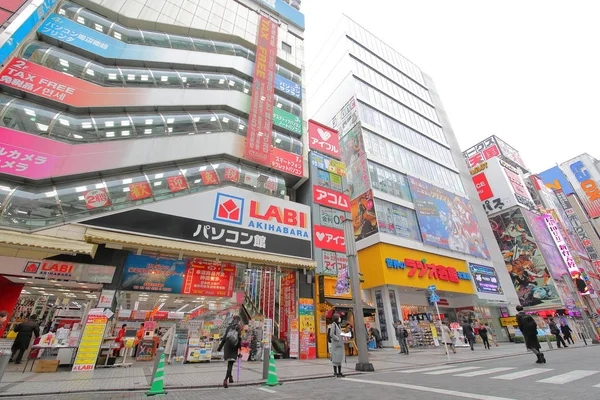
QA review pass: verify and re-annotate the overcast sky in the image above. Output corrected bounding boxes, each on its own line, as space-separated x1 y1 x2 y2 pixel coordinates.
302 1 600 173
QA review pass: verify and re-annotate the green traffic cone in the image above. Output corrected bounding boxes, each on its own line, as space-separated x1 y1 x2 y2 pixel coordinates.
146 353 167 397
264 351 280 387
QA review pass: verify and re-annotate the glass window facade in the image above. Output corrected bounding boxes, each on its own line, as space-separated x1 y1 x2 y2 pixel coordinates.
0 160 286 230
373 198 421 242
56 2 301 85
362 128 464 194
368 162 412 201
0 94 301 155
358 102 454 166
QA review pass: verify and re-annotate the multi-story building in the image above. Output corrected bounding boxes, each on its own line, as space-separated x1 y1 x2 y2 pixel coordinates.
307 16 518 348
0 0 316 361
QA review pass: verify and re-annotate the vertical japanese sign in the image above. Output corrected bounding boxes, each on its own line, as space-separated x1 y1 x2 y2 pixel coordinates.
299 298 316 359
244 16 278 165
279 272 296 342
72 313 108 371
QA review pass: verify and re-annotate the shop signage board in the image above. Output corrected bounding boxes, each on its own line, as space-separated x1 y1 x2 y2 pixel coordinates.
499 316 518 327
308 120 340 159
468 263 503 295
4 256 116 283
561 154 600 219
271 146 303 177
244 15 278 165
274 74 301 100
84 186 312 259
97 290 116 308
313 185 350 212
289 318 299 358
272 107 302 136
280 272 296 342
463 135 527 172
72 313 107 371
313 224 345 253
538 166 575 195
408 176 489 259
310 153 346 176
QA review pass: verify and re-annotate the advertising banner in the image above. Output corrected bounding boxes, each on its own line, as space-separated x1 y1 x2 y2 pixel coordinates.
408 176 489 259
334 256 350 295
72 313 107 371
488 209 563 309
279 272 296 342
555 189 600 262
322 250 338 275
313 224 345 253
299 298 316 359
351 189 378 240
289 318 299 358
274 74 301 100
330 97 359 137
472 172 493 201
244 16 278 165
272 107 302 136
340 123 370 200
84 186 312 259
313 185 350 212
270 146 303 177
181 259 236 297
97 290 116 308
538 166 574 195
462 136 501 168
308 120 340 159
561 155 600 219
310 153 346 176
121 254 187 293
469 263 503 295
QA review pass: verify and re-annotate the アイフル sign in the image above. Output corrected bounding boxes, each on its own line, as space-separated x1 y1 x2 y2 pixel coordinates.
308 120 340 159
313 225 345 253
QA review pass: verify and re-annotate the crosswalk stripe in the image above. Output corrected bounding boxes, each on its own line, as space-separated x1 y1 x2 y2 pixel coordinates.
425 366 481 375
536 370 598 384
492 368 553 380
400 365 459 373
454 367 516 377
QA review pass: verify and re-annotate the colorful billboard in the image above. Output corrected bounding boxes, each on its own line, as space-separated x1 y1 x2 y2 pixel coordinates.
244 16 278 165
308 120 340 159
463 135 527 172
537 166 574 195
84 186 312 259
274 74 301 100
561 154 600 219
408 176 489 259
488 208 563 309
351 190 378 240
469 263 503 295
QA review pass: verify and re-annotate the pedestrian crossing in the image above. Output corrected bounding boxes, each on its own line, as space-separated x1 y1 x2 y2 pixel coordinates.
399 365 600 387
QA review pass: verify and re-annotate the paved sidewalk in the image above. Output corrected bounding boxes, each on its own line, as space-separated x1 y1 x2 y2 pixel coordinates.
0 341 587 397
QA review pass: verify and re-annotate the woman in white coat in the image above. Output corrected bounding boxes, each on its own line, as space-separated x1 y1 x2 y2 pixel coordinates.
441 321 456 354
330 313 345 377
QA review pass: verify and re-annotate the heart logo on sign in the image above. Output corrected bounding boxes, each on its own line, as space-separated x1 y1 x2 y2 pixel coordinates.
317 128 331 142
316 232 326 241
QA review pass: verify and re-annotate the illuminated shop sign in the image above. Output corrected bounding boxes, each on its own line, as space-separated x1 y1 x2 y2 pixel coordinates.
384 257 471 283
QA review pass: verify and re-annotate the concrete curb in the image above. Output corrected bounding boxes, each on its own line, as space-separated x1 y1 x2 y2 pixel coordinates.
0 344 594 398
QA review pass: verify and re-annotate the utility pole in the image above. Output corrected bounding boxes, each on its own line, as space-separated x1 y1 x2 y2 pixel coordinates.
343 218 374 372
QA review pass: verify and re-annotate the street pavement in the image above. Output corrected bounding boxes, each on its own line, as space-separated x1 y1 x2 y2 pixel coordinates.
1 342 598 399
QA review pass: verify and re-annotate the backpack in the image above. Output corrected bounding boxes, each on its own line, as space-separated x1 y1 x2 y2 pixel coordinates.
403 328 409 338
225 327 239 347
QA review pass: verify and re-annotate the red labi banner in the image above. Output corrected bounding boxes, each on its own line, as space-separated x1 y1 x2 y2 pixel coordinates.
308 120 340 159
244 16 278 166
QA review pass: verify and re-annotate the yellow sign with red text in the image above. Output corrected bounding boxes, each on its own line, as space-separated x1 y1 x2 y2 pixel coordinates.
357 243 475 294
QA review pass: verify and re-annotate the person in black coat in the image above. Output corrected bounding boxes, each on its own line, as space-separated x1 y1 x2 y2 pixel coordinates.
479 324 491 350
549 318 567 348
217 316 242 388
560 321 575 344
10 314 40 364
461 320 475 351
516 305 546 364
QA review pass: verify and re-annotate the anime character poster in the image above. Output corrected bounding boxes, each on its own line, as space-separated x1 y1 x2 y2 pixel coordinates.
488 209 563 309
350 189 378 240
408 176 489 259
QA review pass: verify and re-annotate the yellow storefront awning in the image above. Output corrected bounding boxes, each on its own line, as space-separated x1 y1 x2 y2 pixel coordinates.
84 228 316 270
0 230 97 257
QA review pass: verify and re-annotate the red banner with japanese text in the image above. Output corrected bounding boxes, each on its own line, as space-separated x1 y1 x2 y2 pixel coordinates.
182 259 236 297
280 272 296 341
271 146 303 177
244 16 278 166
313 224 346 253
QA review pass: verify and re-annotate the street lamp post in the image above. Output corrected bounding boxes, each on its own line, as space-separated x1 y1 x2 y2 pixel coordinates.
343 218 374 372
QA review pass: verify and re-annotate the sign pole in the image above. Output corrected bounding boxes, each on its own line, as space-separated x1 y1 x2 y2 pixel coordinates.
343 218 374 372
428 286 449 362
434 300 450 362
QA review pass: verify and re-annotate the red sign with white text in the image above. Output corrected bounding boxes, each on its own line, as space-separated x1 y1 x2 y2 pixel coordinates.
313 224 346 252
308 120 340 159
84 188 111 209
244 16 278 166
271 146 303 177
313 185 350 212
182 260 236 297
471 173 493 201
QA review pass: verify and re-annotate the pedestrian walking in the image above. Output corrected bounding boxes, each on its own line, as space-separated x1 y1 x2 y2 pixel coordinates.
462 320 476 351
329 313 345 377
548 318 567 348
9 314 40 364
395 321 409 355
217 316 242 388
516 305 546 364
479 324 491 349
440 321 456 354
560 321 575 345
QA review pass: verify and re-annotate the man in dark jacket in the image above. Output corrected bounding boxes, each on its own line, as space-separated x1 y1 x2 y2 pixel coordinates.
549 318 567 348
461 320 476 351
516 305 546 364
10 314 40 364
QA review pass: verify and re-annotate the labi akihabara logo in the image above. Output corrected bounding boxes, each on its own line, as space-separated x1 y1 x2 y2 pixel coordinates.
213 192 309 238
214 193 245 225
